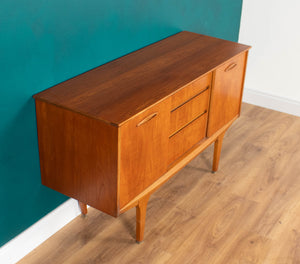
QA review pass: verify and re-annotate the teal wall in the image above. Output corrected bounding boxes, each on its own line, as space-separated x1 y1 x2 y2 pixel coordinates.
0 0 243 247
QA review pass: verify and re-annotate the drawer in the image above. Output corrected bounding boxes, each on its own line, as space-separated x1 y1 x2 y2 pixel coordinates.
171 72 212 109
170 88 209 135
168 112 207 165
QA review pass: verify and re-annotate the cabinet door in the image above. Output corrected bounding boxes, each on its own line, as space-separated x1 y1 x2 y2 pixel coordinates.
207 52 247 136
119 99 170 208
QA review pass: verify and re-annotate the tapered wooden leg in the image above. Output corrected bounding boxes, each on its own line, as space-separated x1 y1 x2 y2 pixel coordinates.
136 195 150 243
78 201 88 215
212 132 226 173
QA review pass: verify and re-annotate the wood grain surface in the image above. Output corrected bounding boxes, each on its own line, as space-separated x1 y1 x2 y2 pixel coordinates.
168 113 208 164
33 31 250 126
170 88 209 135
170 72 212 109
212 131 225 172
20 103 300 264
119 98 170 208
35 101 119 216
207 52 248 136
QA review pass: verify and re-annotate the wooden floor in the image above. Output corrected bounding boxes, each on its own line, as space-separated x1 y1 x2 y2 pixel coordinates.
19 103 300 264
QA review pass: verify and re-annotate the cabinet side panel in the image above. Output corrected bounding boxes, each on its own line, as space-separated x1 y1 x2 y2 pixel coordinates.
35 100 118 216
207 52 247 136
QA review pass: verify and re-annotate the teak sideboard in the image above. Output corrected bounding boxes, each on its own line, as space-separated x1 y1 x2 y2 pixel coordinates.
33 31 250 243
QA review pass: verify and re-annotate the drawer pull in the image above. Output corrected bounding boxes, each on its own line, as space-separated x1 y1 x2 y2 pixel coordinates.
225 63 237 72
137 112 158 127
169 110 207 138
171 86 209 113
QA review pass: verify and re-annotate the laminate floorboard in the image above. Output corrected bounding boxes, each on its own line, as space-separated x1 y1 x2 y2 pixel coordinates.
18 103 300 264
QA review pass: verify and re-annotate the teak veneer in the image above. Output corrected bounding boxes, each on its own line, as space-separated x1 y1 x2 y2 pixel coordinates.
33 31 250 243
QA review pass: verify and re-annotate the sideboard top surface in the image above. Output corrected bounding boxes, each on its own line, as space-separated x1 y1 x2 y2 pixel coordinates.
34 31 250 126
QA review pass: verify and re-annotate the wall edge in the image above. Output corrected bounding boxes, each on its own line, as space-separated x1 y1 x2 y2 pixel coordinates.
0 199 81 264
242 87 300 117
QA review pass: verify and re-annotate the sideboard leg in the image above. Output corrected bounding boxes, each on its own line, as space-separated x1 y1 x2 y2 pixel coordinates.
136 195 150 243
78 201 88 215
212 132 226 173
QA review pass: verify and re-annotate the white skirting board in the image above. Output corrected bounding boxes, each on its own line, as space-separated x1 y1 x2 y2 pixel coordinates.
243 88 300 117
0 199 81 264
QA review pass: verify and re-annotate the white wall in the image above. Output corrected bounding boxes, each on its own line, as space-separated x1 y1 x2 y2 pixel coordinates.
239 0 300 116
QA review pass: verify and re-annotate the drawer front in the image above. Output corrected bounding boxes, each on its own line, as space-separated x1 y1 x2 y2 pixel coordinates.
207 52 247 136
170 88 209 135
119 99 170 208
168 112 207 165
171 72 212 109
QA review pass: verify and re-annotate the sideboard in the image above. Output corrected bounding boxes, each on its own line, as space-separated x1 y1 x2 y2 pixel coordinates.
33 31 250 242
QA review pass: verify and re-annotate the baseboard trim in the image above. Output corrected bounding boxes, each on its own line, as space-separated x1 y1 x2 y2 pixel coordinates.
0 199 81 264
243 88 300 117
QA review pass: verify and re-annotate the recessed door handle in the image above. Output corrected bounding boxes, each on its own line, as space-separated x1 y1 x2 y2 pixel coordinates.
225 63 237 72
136 112 158 127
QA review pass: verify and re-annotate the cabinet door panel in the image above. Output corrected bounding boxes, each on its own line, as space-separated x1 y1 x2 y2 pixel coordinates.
207 52 247 136
119 99 170 208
